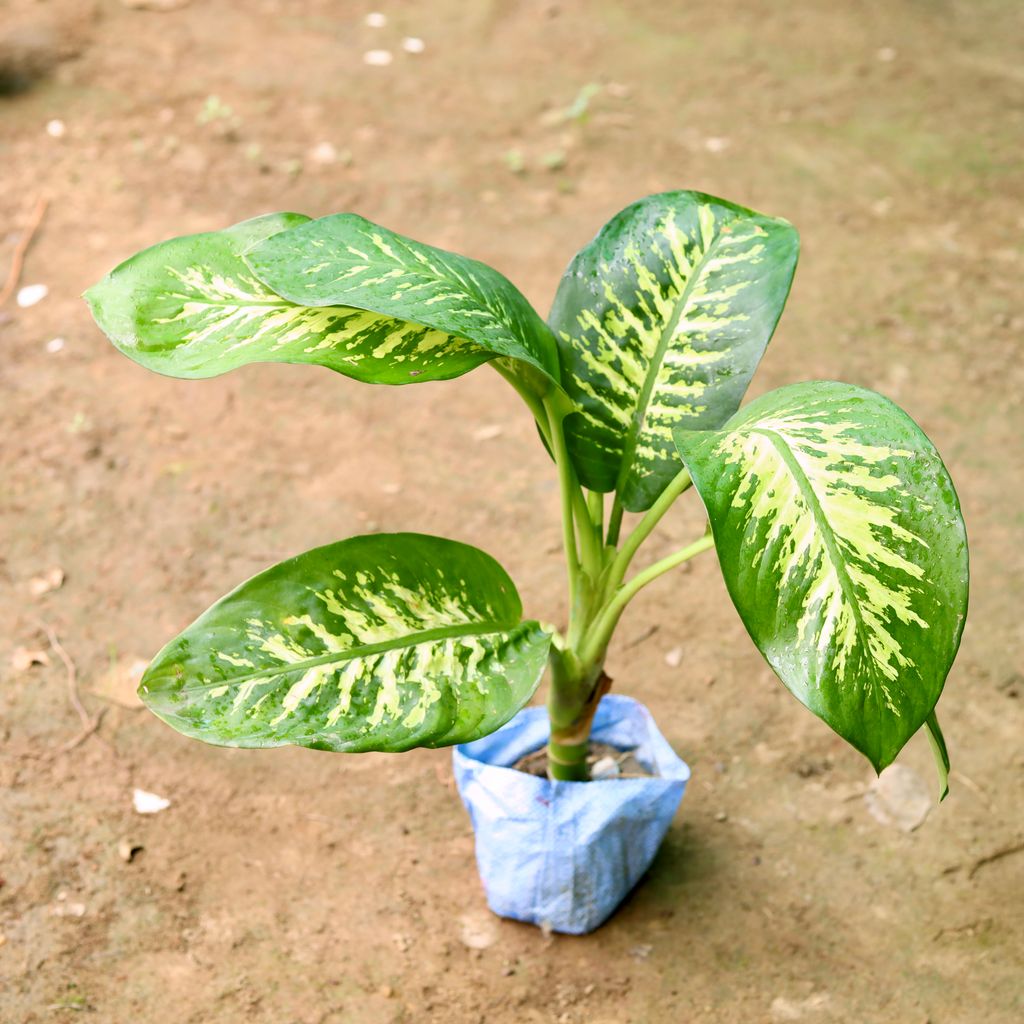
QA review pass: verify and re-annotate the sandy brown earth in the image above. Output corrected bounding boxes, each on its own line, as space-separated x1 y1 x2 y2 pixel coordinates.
2 1 1022 1021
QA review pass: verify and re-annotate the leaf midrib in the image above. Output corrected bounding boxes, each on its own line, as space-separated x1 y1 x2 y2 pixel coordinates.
176 619 518 694
614 225 730 497
751 427 867 635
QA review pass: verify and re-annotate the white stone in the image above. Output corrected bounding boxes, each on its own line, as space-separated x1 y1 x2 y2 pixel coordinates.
17 284 48 307
133 788 171 814
591 756 620 780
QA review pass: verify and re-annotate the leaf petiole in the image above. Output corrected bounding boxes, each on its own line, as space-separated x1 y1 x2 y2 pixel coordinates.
579 532 715 666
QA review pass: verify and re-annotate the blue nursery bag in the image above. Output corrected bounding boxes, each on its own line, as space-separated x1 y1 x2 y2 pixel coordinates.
452 694 691 935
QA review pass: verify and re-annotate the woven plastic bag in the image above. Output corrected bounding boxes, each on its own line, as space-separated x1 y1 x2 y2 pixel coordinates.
452 694 690 934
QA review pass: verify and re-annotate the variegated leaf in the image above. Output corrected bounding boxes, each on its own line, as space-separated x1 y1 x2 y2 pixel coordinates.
246 213 561 388
85 213 555 387
675 382 968 772
549 191 798 511
139 534 550 752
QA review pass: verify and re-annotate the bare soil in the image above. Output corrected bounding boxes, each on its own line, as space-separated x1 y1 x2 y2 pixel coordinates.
513 742 651 780
2 2 1022 1022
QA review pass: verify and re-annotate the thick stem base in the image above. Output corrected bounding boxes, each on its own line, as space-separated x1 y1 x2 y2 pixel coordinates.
546 670 612 781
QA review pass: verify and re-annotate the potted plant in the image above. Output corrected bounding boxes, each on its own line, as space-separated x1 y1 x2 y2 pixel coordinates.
85 191 968 934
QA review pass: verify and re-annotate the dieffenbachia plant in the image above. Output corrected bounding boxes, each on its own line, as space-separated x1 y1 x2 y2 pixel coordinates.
85 191 968 793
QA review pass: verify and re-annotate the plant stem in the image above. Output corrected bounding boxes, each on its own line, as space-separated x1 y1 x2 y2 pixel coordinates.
586 490 604 535
544 395 582 613
604 468 692 598
493 363 603 582
580 533 715 665
491 361 550 443
606 497 624 546
546 653 610 782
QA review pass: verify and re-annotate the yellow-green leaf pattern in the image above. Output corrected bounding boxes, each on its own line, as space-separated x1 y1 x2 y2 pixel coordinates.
139 534 551 752
246 213 561 388
675 382 968 772
549 191 798 511
84 213 546 386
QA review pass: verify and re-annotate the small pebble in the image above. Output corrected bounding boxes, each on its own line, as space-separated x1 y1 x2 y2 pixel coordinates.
16 283 48 308
876 46 897 62
45 118 66 138
591 756 620 780
402 36 426 54
715 810 729 822
704 136 730 153
365 12 387 28
11 647 48 671
472 424 503 442
45 337 65 353
117 839 143 863
133 788 171 814
363 49 393 66
51 897 86 918
458 911 498 950
309 141 338 165
664 647 683 668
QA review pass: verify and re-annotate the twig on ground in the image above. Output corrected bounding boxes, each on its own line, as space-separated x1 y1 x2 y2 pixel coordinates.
950 769 992 810
622 624 659 650
30 617 106 755
968 839 1024 880
0 196 49 307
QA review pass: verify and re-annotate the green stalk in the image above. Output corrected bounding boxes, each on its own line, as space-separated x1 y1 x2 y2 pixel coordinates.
606 496 624 546
546 648 610 782
540 394 611 781
580 533 715 666
586 490 604 535
491 361 549 439
544 395 582 615
492 361 607 780
494 363 603 583
603 468 692 600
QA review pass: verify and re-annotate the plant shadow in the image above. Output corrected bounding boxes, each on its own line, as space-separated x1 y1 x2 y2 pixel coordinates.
609 821 726 930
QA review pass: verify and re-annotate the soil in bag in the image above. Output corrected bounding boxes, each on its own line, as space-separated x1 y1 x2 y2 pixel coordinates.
512 741 656 780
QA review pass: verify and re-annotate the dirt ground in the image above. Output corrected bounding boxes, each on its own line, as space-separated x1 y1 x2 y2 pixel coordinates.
2 1 1022 1021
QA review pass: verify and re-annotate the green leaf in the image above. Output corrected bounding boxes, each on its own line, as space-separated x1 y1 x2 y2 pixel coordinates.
85 213 556 388
246 213 561 388
138 533 551 752
925 711 950 801
549 191 798 511
674 381 968 772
